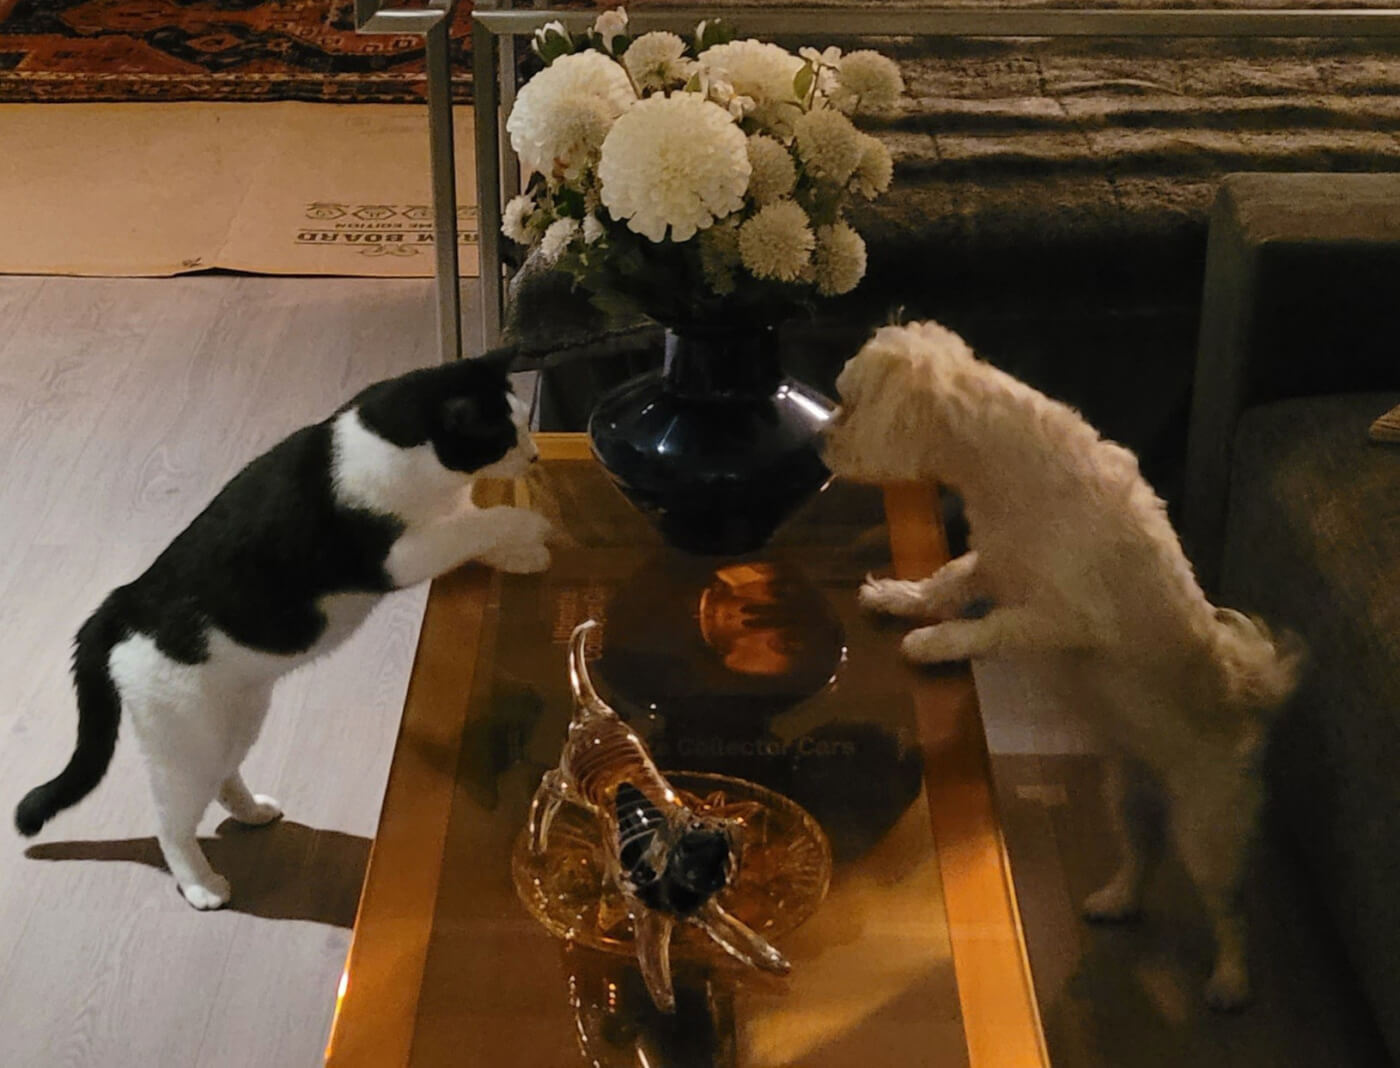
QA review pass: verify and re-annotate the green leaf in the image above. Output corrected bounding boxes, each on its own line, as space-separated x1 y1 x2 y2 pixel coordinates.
793 62 815 103
532 27 573 66
555 187 586 219
695 18 734 53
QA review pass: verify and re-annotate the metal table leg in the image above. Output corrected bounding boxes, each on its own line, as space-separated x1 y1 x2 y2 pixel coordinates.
473 19 505 349
354 0 462 363
425 5 463 362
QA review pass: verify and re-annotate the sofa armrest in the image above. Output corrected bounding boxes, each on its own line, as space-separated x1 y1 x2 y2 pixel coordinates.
1183 172 1400 591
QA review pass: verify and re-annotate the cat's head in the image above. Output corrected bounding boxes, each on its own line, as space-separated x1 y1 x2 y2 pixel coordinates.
354 353 539 478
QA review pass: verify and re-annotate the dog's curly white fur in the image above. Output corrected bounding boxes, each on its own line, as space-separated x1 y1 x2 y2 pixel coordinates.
824 321 1302 1011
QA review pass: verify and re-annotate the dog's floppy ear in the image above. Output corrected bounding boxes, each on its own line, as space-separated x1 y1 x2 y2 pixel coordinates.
836 334 911 406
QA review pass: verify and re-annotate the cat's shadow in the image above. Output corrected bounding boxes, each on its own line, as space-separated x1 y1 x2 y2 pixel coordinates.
24 819 369 927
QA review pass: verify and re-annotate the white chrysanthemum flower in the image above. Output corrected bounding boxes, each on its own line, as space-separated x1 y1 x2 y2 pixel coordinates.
506 51 636 180
745 134 797 206
812 220 867 295
598 93 750 242
794 106 863 185
851 133 893 198
699 40 804 134
502 194 536 243
592 7 628 53
539 217 580 263
699 222 741 295
739 199 814 282
623 31 689 93
582 213 606 244
831 50 905 113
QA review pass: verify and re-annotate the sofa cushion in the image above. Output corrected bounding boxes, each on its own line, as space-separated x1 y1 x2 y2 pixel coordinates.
1221 391 1400 1056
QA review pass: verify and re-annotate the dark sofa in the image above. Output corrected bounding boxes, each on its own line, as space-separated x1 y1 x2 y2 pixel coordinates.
1183 173 1400 1060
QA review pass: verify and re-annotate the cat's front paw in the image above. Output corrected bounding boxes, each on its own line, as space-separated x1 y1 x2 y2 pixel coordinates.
181 874 231 911
496 507 553 543
485 541 552 574
481 508 553 573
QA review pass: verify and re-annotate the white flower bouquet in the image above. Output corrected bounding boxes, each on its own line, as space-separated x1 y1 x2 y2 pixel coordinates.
502 10 903 330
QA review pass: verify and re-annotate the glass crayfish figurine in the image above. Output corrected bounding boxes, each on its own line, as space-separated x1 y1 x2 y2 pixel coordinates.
528 620 791 1012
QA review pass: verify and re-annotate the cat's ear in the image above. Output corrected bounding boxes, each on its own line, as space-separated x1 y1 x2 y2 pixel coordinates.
472 344 518 375
441 396 481 435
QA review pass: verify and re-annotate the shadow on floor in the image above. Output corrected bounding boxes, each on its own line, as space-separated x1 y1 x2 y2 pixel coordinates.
23 819 369 927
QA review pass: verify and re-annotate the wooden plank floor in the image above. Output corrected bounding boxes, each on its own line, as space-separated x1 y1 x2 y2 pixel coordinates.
0 275 475 1068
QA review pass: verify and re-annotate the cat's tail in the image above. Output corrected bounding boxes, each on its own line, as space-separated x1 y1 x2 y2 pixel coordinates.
15 591 128 837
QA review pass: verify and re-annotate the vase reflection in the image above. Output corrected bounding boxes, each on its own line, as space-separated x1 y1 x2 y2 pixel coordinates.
588 553 923 865
598 556 846 720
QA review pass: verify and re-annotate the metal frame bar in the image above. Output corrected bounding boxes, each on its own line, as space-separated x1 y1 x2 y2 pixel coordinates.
356 0 463 362
476 6 1400 37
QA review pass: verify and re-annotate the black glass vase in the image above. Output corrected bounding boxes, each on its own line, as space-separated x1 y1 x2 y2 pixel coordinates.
588 325 836 556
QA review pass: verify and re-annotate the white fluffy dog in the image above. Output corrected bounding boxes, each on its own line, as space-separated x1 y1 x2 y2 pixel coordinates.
823 320 1301 1010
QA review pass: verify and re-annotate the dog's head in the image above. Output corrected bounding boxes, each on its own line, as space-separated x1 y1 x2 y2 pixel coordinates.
823 321 979 483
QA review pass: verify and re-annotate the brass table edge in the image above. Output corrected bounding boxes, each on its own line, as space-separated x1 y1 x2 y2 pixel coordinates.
885 481 1050 1068
325 564 495 1067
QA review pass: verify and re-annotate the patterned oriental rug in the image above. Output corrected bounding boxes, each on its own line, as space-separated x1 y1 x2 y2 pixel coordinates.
0 0 473 103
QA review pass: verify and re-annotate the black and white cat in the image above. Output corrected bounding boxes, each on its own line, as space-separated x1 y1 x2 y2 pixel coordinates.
15 355 551 909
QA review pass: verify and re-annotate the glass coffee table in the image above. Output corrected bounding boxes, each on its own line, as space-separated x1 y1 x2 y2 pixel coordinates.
324 434 1046 1067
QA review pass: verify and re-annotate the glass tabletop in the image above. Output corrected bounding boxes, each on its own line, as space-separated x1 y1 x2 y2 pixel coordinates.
327 439 1044 1068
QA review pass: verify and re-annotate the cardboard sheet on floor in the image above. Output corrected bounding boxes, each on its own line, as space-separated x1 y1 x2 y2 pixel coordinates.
0 103 478 277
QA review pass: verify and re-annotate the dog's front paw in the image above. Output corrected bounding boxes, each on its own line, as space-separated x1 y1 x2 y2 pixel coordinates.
900 624 966 664
860 576 935 618
485 541 552 574
181 874 231 911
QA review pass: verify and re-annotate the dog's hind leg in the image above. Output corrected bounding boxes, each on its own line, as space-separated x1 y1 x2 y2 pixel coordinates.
1084 756 1164 922
860 552 983 619
1165 754 1260 1011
